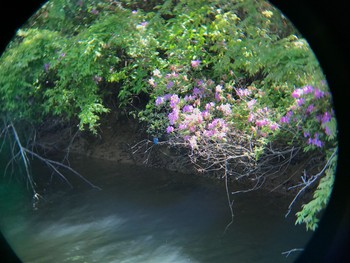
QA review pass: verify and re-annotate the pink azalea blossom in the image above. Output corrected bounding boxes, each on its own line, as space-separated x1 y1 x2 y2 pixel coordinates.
236 88 251 98
255 119 269 127
292 88 304 98
178 123 188 130
219 103 232 116
314 88 325 99
324 126 332 136
280 116 290 124
184 95 195 102
321 111 331 124
215 85 223 93
269 123 278 130
166 126 174 133
306 104 314 114
191 60 201 68
215 92 222 102
302 85 314 94
169 94 180 108
248 113 255 122
312 134 323 147
201 110 211 120
286 111 293 118
189 126 196 132
247 99 257 109
182 105 194 113
166 81 174 89
205 102 215 110
303 131 310 138
155 96 165 106
203 129 215 137
296 98 305 106
168 109 179 125
193 87 203 97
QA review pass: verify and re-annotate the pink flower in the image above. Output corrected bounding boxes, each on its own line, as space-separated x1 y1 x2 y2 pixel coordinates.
255 119 269 127
248 113 255 122
178 123 187 130
306 104 314 114
324 126 332 136
169 94 180 108
312 134 322 147
203 129 215 137
314 88 325 99
140 21 148 27
215 85 223 93
191 60 201 68
296 98 305 106
292 88 304 98
166 126 174 133
236 88 251 98
321 112 331 124
193 87 203 97
155 96 165 106
269 123 278 130
189 126 196 132
182 105 194 113
316 114 323 123
307 133 322 147
168 109 179 125
304 131 310 138
286 111 293 117
302 85 314 94
166 81 174 89
215 92 222 102
247 99 256 109
218 103 231 116
184 95 195 102
201 110 211 120
205 102 215 110
280 116 290 124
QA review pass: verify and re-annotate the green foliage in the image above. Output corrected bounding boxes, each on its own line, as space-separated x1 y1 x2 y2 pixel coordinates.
295 149 337 231
0 28 62 121
0 0 337 228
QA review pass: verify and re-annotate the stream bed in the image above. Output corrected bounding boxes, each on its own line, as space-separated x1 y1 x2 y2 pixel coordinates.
0 156 312 262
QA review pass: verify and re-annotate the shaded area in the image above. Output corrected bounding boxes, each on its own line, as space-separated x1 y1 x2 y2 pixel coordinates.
1 156 311 262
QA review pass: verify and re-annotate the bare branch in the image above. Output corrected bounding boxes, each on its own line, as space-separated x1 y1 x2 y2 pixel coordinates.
1 121 102 200
285 147 337 218
281 248 304 257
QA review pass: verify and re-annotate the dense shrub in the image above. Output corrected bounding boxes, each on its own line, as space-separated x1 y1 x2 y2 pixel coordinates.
0 0 337 230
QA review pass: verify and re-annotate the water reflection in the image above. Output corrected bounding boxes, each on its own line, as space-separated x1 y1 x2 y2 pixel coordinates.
0 157 312 262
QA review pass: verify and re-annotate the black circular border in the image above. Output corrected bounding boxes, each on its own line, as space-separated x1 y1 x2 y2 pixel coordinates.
1 0 349 262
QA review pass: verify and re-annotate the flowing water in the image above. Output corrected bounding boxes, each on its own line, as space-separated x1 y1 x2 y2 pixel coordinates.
0 156 312 262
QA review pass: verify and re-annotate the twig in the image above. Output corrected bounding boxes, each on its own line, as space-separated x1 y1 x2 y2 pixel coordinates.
285 147 337 218
281 248 304 257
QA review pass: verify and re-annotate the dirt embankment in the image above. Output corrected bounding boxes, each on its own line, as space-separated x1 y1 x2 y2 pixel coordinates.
37 113 321 198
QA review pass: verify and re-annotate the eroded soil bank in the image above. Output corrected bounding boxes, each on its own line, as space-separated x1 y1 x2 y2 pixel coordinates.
37 113 322 199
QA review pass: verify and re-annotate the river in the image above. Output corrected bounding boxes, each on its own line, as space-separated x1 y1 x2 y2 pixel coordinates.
0 155 312 262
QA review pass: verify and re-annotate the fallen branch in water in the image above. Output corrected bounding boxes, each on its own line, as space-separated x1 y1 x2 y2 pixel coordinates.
131 133 303 234
281 248 304 257
1 121 101 202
